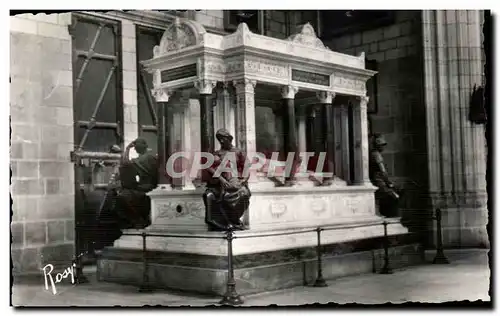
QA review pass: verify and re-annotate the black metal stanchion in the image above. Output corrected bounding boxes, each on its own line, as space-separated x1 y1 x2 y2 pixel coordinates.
379 221 393 274
432 208 450 264
73 222 88 284
313 227 328 287
220 227 243 306
138 231 153 292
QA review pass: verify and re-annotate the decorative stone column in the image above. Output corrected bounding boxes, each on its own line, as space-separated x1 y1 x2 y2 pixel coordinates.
340 104 352 184
332 104 344 177
194 79 217 154
296 105 307 153
180 90 195 190
351 95 371 186
305 104 317 153
151 87 172 189
422 10 488 247
317 92 335 184
222 82 236 139
233 79 258 155
281 85 299 185
273 107 283 154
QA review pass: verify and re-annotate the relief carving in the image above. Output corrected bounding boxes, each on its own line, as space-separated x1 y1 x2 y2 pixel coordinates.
233 79 257 94
316 91 335 104
244 60 288 78
194 79 217 95
179 201 205 220
151 87 171 102
155 18 206 57
280 85 299 99
344 195 364 215
269 202 287 219
333 75 366 92
310 197 327 215
155 201 177 219
204 61 226 75
156 201 205 220
287 23 330 51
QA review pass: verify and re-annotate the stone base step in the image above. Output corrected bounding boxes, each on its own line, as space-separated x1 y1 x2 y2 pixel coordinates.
97 234 423 296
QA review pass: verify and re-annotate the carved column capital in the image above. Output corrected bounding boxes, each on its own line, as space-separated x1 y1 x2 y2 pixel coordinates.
357 95 370 106
316 91 335 104
151 87 172 102
280 85 299 99
194 79 217 95
233 78 257 94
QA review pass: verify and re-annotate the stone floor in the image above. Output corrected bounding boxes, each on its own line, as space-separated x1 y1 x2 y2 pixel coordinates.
11 249 491 307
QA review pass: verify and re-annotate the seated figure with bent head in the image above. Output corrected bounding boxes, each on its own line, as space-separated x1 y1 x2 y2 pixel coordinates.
115 138 158 228
203 129 251 231
95 138 158 251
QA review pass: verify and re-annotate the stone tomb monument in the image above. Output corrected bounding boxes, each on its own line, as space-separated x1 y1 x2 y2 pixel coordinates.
98 18 416 295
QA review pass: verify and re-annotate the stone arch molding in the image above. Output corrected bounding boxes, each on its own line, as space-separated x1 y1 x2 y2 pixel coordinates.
153 18 207 57
287 22 330 50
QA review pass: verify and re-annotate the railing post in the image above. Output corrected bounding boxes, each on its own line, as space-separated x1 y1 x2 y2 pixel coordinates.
379 221 393 274
138 232 153 292
433 208 450 264
220 227 244 306
73 225 88 284
313 227 328 287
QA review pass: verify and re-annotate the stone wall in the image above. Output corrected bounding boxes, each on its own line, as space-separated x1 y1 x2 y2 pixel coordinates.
324 11 430 235
194 10 224 30
10 13 75 275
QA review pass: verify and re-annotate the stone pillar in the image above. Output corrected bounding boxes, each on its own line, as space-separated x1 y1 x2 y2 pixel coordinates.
180 90 195 190
273 107 283 154
339 104 352 184
333 105 343 177
194 80 217 153
351 96 371 186
151 88 172 188
305 104 317 153
222 82 236 139
422 10 488 247
317 92 335 184
281 85 299 185
233 79 258 155
297 105 307 153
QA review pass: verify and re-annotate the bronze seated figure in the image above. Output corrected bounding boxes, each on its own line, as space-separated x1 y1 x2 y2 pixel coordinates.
369 134 402 218
203 129 251 231
94 139 158 250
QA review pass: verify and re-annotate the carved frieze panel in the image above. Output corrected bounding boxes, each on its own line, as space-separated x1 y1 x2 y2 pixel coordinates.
244 60 288 78
154 200 205 221
309 195 328 216
333 73 367 94
269 202 287 219
343 195 367 216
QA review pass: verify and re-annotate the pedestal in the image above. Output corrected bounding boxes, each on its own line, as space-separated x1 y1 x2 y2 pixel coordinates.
97 182 416 295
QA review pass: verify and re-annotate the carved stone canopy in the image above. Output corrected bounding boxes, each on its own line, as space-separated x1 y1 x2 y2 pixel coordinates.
153 17 207 58
287 23 330 50
143 18 375 99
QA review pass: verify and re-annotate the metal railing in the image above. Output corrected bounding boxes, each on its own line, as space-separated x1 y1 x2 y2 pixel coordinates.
74 208 450 306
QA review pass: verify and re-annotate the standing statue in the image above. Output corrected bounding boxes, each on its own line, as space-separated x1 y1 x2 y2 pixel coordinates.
369 134 401 217
203 129 251 231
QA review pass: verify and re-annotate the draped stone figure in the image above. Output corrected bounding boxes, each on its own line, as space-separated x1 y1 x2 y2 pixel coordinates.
369 134 401 217
203 129 251 231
